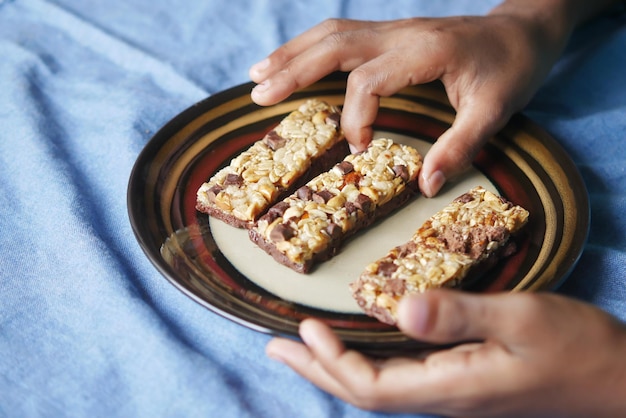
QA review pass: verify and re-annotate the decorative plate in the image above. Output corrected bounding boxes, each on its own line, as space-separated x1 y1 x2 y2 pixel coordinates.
127 72 589 355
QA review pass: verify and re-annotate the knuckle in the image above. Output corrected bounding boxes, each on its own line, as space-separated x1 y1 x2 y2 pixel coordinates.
453 147 476 171
275 67 300 89
440 142 475 174
420 25 454 52
319 18 347 35
322 30 347 51
317 23 356 66
274 43 290 58
346 67 375 94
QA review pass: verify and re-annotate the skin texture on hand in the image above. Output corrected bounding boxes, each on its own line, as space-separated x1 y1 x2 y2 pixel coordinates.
249 14 565 197
266 290 626 417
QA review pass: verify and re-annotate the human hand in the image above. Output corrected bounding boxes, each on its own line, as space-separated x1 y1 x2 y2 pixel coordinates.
266 290 626 417
249 12 567 197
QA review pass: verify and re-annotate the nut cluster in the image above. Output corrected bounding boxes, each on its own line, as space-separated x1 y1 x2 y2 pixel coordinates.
252 138 423 267
351 186 530 324
196 99 343 224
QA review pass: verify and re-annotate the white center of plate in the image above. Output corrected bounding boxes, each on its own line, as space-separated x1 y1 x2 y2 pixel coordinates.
210 131 496 313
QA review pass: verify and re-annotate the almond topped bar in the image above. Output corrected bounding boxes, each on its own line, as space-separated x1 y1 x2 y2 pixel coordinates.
350 186 529 325
248 138 423 273
196 99 347 228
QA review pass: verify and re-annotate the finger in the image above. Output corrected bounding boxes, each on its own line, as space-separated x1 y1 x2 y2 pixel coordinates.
298 319 504 414
267 322 424 411
340 68 379 151
265 335 351 399
249 19 370 83
250 27 387 107
250 48 362 107
419 95 511 197
298 319 381 389
295 320 430 412
396 289 525 346
341 50 446 151
247 21 380 105
270 319 513 415
297 319 458 411
267 320 392 406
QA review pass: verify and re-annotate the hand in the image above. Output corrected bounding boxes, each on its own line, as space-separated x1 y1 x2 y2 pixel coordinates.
249 12 567 196
266 290 626 417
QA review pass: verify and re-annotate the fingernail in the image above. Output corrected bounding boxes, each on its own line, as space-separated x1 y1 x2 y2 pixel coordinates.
250 58 270 74
423 170 445 198
348 143 359 154
251 80 270 99
299 322 316 348
299 319 325 352
266 349 286 364
254 79 270 92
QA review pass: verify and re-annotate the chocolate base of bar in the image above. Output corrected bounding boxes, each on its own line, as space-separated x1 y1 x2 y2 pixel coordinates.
248 178 419 274
352 295 397 326
195 205 252 229
196 139 350 229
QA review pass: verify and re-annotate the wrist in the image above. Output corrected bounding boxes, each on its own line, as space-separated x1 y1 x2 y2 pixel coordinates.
486 0 623 97
488 0 576 53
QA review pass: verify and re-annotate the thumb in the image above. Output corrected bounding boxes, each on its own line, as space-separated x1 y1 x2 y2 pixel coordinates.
419 101 509 197
396 289 518 345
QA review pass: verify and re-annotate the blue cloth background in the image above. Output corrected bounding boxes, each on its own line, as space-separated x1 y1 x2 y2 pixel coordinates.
0 1 624 417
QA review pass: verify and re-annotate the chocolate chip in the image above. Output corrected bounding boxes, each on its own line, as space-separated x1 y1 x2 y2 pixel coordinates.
469 241 487 259
392 164 409 182
268 201 289 218
270 223 296 242
454 193 474 204
297 185 313 201
312 189 334 204
466 226 510 259
485 225 508 242
259 212 275 223
354 193 372 213
207 185 223 202
224 173 243 186
442 226 469 255
264 130 287 151
397 241 417 257
382 278 405 295
325 112 340 128
378 261 398 277
324 222 342 240
260 202 289 223
261 201 290 224
335 161 354 175
345 201 358 215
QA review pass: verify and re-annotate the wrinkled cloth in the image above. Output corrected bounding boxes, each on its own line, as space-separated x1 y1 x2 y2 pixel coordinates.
0 1 624 417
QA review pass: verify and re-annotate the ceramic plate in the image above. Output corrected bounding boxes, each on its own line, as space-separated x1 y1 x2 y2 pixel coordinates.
127 73 589 355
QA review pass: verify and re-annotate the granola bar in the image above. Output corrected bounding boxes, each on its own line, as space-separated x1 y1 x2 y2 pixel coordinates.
350 186 530 325
196 99 347 228
249 138 423 273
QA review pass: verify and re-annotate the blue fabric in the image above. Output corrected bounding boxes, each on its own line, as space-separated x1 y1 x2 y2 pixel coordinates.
0 1 624 417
